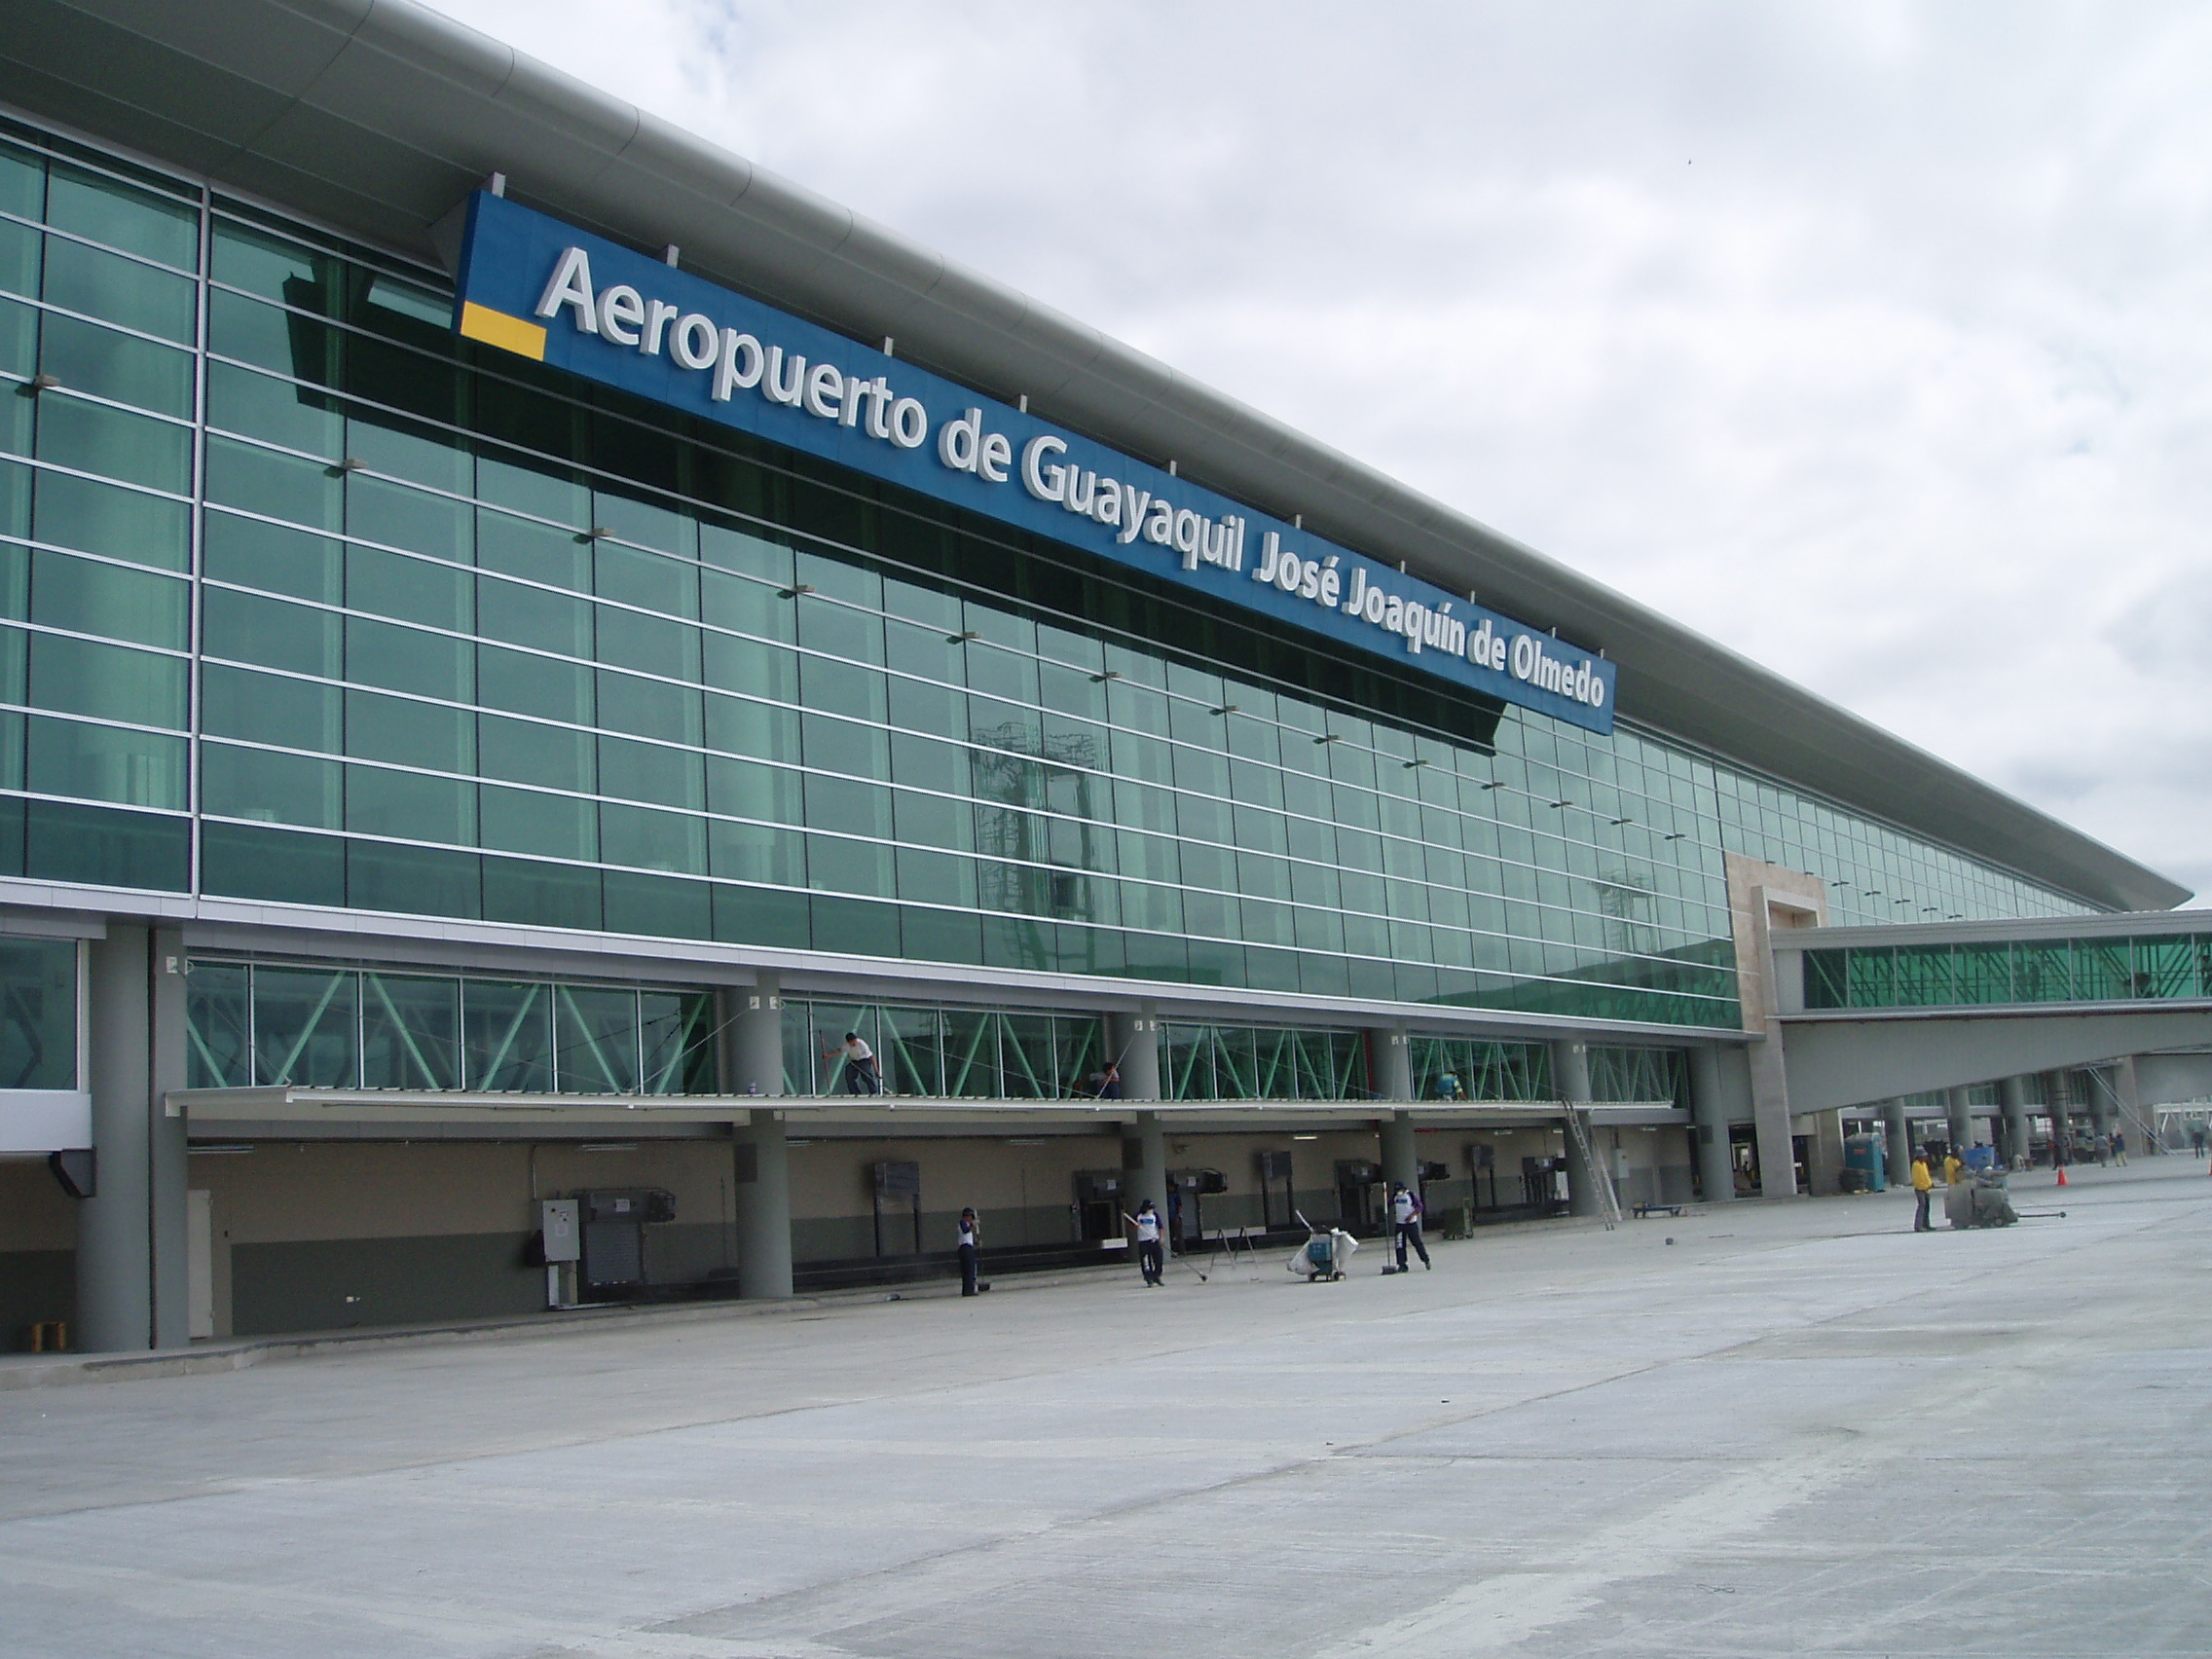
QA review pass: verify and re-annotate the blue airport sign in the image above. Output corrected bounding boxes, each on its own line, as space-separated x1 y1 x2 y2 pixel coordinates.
451 192 1616 733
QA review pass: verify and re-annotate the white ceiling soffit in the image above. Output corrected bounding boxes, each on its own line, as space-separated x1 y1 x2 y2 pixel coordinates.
0 0 2188 914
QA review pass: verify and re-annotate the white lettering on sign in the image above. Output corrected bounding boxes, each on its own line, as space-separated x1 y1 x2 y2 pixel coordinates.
527 242 1607 714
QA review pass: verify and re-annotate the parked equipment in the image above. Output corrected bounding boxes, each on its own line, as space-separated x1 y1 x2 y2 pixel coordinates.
1287 1209 1359 1281
577 1188 675 1296
1944 1169 2020 1229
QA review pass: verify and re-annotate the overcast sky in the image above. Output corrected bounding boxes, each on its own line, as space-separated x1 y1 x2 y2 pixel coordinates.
425 0 2212 905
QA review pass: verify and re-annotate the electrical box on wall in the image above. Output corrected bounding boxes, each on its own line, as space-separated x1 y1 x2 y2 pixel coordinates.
540 1198 580 1263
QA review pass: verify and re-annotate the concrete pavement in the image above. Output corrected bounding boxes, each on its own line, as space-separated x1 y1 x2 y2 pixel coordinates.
3 1161 2207 1657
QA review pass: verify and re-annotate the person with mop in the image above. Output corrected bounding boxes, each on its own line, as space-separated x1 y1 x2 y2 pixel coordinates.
1389 1182 1430 1272
1126 1198 1165 1286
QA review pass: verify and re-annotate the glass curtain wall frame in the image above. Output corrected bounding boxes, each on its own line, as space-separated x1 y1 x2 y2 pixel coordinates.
0 115 2097 1031
0 121 203 888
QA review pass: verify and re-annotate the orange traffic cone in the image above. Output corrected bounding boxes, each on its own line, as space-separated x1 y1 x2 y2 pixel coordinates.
2055 1164 2069 1188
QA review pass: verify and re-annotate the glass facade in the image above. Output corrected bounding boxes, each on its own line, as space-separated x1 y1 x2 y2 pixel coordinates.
0 118 2096 1036
184 958 716 1094
1804 934 2212 1010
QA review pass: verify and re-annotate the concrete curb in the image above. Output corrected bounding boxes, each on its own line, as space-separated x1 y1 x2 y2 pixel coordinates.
0 1210 1625 1391
0 1253 1151 1391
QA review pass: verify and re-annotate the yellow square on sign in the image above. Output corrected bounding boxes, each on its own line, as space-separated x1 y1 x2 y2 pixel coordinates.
459 302 547 360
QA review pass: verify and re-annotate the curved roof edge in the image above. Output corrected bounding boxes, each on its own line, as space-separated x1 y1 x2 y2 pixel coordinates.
0 0 2188 912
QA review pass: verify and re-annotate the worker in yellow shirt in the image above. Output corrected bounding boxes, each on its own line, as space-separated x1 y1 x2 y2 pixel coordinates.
1943 1150 1965 1190
1911 1150 1934 1233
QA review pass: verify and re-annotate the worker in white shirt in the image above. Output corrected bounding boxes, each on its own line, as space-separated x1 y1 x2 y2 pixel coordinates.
957 1206 979 1296
1127 1198 1165 1286
1390 1182 1430 1272
825 1030 880 1095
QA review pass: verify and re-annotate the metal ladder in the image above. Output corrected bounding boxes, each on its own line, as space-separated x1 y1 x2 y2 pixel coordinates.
1564 1106 1622 1230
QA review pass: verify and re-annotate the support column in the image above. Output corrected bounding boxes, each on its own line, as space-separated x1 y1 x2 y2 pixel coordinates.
1944 1087 1973 1160
2043 1070 2075 1163
731 1109 792 1300
1999 1077 2033 1169
1106 1005 1162 1103
1126 1109 1169 1254
1381 1110 1419 1197
148 930 189 1347
78 924 181 1353
1687 1046 1736 1203
1551 1039 1600 1218
722 979 792 1299
1370 1025 1413 1102
727 974 785 1097
1881 1099 1912 1187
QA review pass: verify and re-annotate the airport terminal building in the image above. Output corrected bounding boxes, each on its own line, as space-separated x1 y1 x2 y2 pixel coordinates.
0 2 2197 1351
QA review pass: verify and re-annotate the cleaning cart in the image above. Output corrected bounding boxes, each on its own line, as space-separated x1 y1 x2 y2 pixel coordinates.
1287 1210 1359 1281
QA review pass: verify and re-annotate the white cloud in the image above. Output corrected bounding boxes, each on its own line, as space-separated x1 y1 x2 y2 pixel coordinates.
426 0 2212 901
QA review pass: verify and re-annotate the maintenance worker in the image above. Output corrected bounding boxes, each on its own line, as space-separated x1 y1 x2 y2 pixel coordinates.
1130 1198 1164 1286
1389 1182 1431 1272
1910 1149 1934 1233
957 1206 980 1296
1942 1148 1964 1189
826 1030 881 1095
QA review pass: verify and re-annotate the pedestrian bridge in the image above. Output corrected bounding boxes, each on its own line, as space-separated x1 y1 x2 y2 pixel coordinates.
1768 909 2212 1110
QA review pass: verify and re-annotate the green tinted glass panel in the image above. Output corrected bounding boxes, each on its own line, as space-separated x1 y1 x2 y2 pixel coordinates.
344 615 470 702
29 549 185 647
251 966 357 1088
349 474 470 562
478 574 591 656
202 663 340 752
480 714 593 793
25 715 184 807
478 644 591 723
200 741 341 829
344 763 473 844
347 419 469 494
640 991 715 1093
344 687 472 771
205 359 341 453
211 217 326 302
480 785 596 861
28 468 186 571
45 164 198 270
347 544 471 631
206 287 305 374
205 435 341 530
0 142 43 224
0 936 75 1089
40 238 195 342
462 979 552 1091
199 821 344 907
360 973 461 1090
35 395 189 493
37 313 192 417
185 959 250 1088
554 985 638 1092
203 588 340 678
347 838 479 919
25 632 184 725
203 510 342 602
